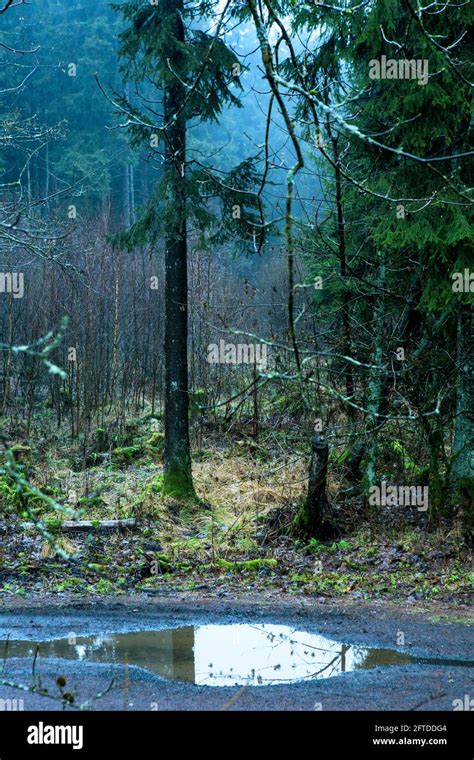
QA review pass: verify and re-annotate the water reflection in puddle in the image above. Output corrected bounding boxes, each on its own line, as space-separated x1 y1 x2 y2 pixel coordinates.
3 624 414 686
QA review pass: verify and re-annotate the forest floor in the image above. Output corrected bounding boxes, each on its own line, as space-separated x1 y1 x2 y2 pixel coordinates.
0 594 472 710
0 512 471 604
0 415 472 604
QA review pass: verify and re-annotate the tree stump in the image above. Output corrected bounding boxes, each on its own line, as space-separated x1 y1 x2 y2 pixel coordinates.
294 435 332 539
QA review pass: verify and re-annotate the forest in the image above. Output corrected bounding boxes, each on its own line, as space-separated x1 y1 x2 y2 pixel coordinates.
0 0 472 721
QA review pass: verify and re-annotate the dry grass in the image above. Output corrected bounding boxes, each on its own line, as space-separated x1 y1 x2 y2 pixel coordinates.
137 451 309 561
40 536 78 559
28 435 311 564
194 453 307 512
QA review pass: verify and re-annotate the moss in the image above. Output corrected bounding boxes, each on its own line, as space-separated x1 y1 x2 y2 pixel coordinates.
170 537 203 553
145 474 164 495
0 470 54 514
0 475 18 509
147 553 198 576
217 558 277 572
111 445 142 467
162 467 197 501
292 504 312 538
78 496 105 510
87 562 105 573
52 577 88 593
43 517 62 531
93 578 115 594
144 432 164 462
154 553 173 572
146 432 164 447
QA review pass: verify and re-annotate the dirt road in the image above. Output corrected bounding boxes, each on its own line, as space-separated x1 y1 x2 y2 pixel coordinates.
0 594 471 711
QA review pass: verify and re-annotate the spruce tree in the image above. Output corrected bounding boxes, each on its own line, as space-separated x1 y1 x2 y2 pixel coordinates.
112 0 260 498
244 0 473 519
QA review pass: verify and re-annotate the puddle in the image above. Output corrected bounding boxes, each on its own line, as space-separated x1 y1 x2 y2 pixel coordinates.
0 624 420 686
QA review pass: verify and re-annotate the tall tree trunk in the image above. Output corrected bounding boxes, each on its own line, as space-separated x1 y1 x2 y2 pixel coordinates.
123 161 131 229
45 142 50 212
129 164 136 224
363 250 386 496
111 260 120 401
450 303 473 530
162 0 194 498
331 131 354 415
123 83 132 229
1 292 13 414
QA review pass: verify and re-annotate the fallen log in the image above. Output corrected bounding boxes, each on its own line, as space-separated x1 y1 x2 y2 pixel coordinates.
60 518 137 532
1 518 137 533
